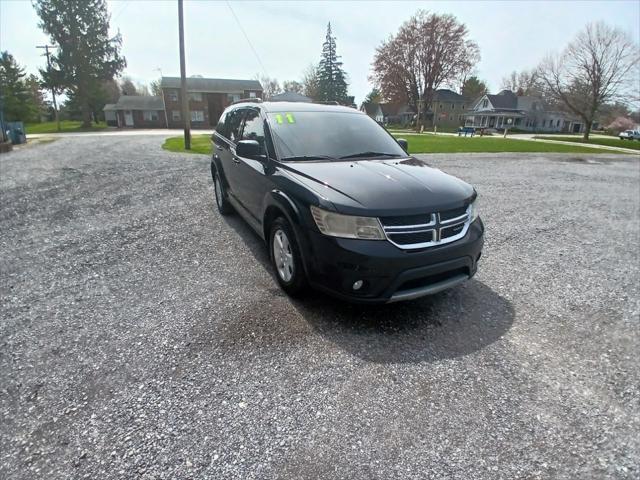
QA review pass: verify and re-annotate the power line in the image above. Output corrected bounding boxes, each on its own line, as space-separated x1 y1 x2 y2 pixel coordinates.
225 1 269 78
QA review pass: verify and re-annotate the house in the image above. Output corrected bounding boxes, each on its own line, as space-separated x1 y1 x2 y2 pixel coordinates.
270 91 312 103
360 103 384 123
360 102 415 125
462 89 585 133
160 76 263 129
103 96 166 128
424 89 469 129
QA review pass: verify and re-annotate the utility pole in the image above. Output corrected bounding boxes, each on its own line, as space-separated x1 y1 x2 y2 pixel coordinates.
178 0 191 149
36 45 60 132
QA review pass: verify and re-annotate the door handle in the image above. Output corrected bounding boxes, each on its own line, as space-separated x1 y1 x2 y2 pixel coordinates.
215 145 222 151
232 156 241 164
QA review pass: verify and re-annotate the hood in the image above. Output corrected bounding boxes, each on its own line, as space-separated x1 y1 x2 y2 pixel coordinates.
280 157 475 216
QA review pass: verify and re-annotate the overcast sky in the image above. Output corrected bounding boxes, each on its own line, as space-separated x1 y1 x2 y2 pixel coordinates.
1 0 639 103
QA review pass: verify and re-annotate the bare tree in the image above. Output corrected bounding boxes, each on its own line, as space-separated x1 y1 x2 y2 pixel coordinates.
501 69 543 96
538 22 639 140
301 64 320 100
370 10 479 128
255 75 281 100
282 80 303 94
120 76 137 95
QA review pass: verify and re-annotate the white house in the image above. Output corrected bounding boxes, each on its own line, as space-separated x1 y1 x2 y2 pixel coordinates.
462 90 585 133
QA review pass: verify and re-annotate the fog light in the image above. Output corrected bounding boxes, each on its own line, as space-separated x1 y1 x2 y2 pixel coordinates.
353 280 364 290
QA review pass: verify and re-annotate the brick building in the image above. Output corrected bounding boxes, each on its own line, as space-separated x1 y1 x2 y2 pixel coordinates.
160 76 263 129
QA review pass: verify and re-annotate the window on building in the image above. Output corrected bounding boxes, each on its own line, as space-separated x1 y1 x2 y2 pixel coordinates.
172 110 181 121
249 92 256 98
227 94 241 103
451 103 455 110
482 99 488 108
143 110 158 121
557 119 561 127
168 90 178 101
439 104 443 110
191 110 205 122
189 92 203 102
462 105 466 110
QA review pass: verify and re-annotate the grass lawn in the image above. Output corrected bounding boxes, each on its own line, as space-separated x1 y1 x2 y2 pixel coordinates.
162 134 212 155
394 134 624 154
162 132 624 156
25 120 108 134
534 135 640 151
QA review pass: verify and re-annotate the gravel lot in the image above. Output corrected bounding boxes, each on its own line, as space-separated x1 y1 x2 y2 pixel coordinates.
1 135 639 479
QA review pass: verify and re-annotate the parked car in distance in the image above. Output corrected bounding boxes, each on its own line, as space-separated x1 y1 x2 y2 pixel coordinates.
211 101 484 303
619 129 640 140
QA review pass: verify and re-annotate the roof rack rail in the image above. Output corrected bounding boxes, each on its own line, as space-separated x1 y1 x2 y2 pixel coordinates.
231 97 263 105
314 101 340 105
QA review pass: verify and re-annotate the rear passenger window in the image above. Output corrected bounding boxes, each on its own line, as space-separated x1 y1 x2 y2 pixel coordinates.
240 109 266 155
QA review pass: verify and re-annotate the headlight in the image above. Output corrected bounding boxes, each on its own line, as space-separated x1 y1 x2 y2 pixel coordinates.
310 206 385 240
470 198 480 222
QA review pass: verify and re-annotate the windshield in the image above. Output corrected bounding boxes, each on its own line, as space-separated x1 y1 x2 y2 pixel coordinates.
267 111 407 160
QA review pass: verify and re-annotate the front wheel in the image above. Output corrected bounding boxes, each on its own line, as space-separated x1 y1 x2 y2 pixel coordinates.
269 217 307 296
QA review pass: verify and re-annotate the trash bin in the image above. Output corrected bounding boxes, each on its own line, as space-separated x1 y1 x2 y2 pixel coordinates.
6 122 26 144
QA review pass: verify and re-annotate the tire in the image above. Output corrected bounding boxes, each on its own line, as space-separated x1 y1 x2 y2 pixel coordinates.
269 217 307 296
213 168 233 215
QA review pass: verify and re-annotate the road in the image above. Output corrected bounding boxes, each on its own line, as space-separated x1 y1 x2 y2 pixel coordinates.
1 135 639 479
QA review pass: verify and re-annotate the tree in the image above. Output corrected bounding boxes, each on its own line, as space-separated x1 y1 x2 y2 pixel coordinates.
282 80 303 94
371 11 479 127
606 116 635 134
255 75 281 100
364 88 383 104
301 64 320 100
597 101 631 126
538 22 639 140
120 76 137 95
25 74 50 121
316 23 349 103
34 0 126 127
149 78 162 97
461 75 487 100
0 51 39 122
501 69 543 96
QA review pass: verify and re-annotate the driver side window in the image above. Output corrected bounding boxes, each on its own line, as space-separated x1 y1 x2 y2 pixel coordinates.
225 108 246 143
240 109 266 155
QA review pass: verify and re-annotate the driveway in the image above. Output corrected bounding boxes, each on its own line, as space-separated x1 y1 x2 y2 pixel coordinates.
1 136 638 479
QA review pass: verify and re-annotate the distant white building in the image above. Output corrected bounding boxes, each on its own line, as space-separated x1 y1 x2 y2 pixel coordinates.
462 90 586 133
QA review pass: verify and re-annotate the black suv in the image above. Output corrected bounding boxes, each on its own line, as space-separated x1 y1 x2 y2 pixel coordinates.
211 101 483 303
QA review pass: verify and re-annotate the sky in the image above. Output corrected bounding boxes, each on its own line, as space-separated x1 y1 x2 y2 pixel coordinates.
1 0 639 104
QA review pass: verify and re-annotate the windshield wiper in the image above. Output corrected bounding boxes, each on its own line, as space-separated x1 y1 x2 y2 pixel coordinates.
339 151 402 159
280 155 336 161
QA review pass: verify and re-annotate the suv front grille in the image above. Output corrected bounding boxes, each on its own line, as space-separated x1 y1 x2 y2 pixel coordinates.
380 205 471 250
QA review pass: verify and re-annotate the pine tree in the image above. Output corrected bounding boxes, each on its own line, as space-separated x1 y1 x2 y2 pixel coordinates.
0 51 39 122
34 0 126 127
316 23 348 103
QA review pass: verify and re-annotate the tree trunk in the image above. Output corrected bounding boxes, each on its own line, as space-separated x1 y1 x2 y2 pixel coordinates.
582 119 591 141
81 101 92 129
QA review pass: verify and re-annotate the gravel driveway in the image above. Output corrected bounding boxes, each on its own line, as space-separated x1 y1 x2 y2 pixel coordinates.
1 135 638 479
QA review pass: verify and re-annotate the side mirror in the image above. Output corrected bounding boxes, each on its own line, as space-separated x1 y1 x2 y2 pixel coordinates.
236 139 262 158
397 138 408 152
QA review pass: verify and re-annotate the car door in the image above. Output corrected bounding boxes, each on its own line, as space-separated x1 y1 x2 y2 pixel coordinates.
216 107 247 201
232 107 274 221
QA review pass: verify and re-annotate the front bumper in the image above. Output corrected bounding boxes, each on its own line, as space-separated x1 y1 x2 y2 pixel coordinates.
299 219 484 303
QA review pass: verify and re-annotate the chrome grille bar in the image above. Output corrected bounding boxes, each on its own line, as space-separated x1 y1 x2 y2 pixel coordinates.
380 205 472 250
